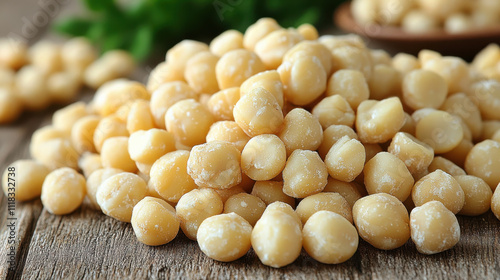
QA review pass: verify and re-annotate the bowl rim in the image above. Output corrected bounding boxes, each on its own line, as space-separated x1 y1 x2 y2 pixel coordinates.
334 1 500 42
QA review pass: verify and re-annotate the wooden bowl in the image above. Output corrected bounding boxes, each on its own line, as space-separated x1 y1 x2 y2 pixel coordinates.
334 2 500 60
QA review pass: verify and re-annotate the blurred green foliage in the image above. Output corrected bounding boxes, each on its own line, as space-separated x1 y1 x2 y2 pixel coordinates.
54 0 344 61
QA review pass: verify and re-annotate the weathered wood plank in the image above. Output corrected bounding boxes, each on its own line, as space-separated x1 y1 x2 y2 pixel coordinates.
20 201 500 280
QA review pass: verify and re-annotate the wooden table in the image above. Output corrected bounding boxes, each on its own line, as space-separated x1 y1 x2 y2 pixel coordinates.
1 2 500 279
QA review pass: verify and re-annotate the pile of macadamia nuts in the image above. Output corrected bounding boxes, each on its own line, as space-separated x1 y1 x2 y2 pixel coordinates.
0 37 135 124
352 0 500 34
3 18 500 268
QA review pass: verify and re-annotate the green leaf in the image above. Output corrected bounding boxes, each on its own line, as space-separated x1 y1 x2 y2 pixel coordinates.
129 25 154 61
53 18 93 37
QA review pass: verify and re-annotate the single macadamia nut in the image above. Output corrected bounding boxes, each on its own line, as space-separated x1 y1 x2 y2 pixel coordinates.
210 30 244 57
455 175 493 216
465 140 500 191
282 150 328 198
296 193 352 224
101 137 137 173
412 170 465 214
251 202 303 268
240 70 284 108
243 18 281 51
78 153 103 178
402 69 448 110
410 201 460 254
93 116 128 153
278 108 323 155
84 50 135 89
323 178 365 209
41 168 86 215
149 151 197 203
241 134 286 181
149 81 198 128
187 141 242 189
312 95 355 129
303 211 358 264
224 193 266 226
131 197 180 246
318 125 359 159
0 87 22 124
251 181 295 207
356 97 405 143
71 115 100 154
184 51 219 94
206 121 250 152
353 193 410 250
325 136 365 183
85 168 123 210
128 129 175 165
2 160 49 201
207 88 240 121
197 213 252 262
16 66 50 111
254 29 303 70
415 110 464 154
326 69 369 110
233 87 283 137
388 132 434 175
364 152 414 202
216 49 265 89
96 173 147 222
175 188 223 240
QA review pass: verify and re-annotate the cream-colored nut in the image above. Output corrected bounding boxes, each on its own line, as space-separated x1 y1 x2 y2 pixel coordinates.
0 38 28 69
392 53 420 75
176 188 224 240
15 66 50 111
464 140 500 191
184 51 219 94
210 30 244 56
319 34 366 52
428 156 466 176
131 197 180 246
207 87 240 121
353 193 410 250
279 108 323 155
297 23 319 41
93 116 128 153
410 201 460 254
325 136 365 183
241 134 286 181
364 152 414 202
166 40 209 75
330 45 373 79
303 211 358 264
101 137 137 173
251 202 302 268
61 37 97 71
243 18 281 50
41 167 86 215
85 168 123 210
149 150 197 203
149 81 198 128
368 64 401 100
84 50 135 89
128 129 175 165
388 132 434 175
481 120 500 141
318 125 358 159
0 87 22 124
402 69 448 110
283 41 333 75
402 10 439 34
53 102 88 134
312 95 355 129
29 40 62 74
146 62 184 92
356 97 405 143
2 160 49 201
323 178 365 209
415 110 464 153
187 141 242 189
296 193 352 225
370 49 392 66
326 69 369 110
468 80 500 120
440 93 483 141
278 55 326 106
30 126 69 160
206 121 250 152
96 172 147 222
33 138 79 170
454 175 493 216
240 70 284 108
282 150 328 198
197 213 252 262
412 169 465 214
78 153 103 178
233 87 283 137
92 79 149 117
48 71 82 104
126 100 155 134
166 99 214 147
216 49 265 89
71 115 100 154
254 29 303 69
251 181 295 207
223 193 266 226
